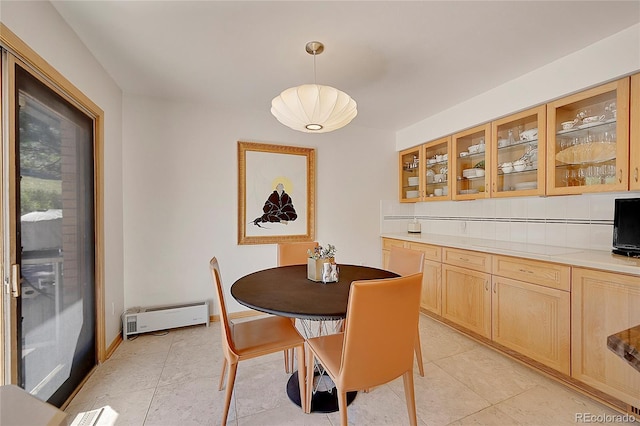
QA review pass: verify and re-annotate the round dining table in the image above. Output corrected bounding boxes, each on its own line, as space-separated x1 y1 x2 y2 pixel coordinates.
231 263 399 413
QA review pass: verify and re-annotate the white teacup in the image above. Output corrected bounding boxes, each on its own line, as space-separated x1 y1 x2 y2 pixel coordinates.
434 188 443 196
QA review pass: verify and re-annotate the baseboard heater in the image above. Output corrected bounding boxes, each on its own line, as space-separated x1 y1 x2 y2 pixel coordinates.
123 301 209 340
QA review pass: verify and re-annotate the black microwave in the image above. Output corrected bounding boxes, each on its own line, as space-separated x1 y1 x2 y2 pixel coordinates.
612 198 640 258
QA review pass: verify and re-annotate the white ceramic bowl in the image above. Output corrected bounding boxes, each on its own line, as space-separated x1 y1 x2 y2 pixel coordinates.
474 168 485 177
433 173 445 183
501 162 514 173
408 176 419 186
406 190 419 198
468 145 479 154
513 161 526 172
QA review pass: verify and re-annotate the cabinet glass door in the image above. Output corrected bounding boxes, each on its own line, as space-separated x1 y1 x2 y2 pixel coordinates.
547 78 630 195
423 136 451 200
452 124 491 200
491 106 546 197
399 146 422 202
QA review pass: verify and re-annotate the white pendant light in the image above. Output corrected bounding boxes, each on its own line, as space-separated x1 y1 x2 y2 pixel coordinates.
271 41 357 133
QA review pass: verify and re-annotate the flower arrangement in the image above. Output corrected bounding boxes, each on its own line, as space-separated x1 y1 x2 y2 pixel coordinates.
307 243 337 260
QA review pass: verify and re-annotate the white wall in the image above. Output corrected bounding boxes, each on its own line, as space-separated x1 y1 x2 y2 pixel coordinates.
397 24 640 150
122 96 396 313
1 1 125 346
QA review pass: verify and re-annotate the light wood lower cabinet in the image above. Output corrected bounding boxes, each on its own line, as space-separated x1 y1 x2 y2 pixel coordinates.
572 268 640 408
382 238 442 315
492 275 571 375
442 263 492 338
381 237 639 412
420 259 442 315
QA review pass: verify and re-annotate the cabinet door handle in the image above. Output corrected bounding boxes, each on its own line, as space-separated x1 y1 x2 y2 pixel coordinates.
635 167 638 183
485 281 489 291
493 182 496 193
519 268 534 274
460 257 469 262
619 169 623 183
493 282 497 293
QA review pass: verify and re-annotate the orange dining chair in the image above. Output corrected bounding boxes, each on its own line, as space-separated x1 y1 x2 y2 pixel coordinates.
304 273 423 425
210 257 307 423
277 241 318 266
388 246 426 376
277 241 318 373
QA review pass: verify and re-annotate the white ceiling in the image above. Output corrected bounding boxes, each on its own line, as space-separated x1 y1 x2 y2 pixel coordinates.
51 1 640 132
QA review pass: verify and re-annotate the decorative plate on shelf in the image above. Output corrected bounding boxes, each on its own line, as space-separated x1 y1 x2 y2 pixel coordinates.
555 142 616 164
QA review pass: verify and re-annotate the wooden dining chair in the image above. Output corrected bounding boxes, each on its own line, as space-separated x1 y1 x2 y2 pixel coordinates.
388 246 426 377
277 241 318 373
209 257 307 423
304 273 423 425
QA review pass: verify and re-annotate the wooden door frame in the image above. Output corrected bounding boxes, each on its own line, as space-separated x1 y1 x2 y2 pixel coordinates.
0 24 106 385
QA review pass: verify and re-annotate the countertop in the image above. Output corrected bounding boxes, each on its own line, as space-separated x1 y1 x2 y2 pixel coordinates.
381 232 640 276
607 325 640 373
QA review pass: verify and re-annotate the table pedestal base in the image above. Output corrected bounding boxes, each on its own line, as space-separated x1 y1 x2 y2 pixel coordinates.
286 371 357 413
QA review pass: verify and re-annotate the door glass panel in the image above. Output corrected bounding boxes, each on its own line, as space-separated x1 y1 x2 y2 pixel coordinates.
15 64 95 406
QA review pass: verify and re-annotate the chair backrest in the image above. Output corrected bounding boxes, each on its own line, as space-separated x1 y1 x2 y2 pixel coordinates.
209 257 236 357
387 246 425 276
338 273 422 390
277 241 318 266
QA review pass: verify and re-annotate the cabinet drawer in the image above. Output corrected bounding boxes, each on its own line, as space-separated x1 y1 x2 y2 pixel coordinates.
407 242 441 262
442 248 491 273
382 238 406 250
493 255 570 291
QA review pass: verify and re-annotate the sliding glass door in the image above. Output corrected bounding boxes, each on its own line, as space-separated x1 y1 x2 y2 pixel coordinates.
5 55 96 407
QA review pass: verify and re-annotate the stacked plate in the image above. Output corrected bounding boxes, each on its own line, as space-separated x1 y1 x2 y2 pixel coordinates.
462 168 477 178
514 181 537 191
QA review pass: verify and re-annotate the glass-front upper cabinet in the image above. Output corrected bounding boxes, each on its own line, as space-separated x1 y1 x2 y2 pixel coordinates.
630 73 640 191
399 145 423 202
451 123 491 200
490 106 546 197
423 136 451 201
547 78 630 195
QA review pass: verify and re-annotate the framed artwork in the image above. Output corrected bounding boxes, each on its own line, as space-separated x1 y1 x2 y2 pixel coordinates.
238 141 316 245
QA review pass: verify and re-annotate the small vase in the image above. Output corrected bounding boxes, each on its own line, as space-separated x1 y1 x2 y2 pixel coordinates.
307 257 335 282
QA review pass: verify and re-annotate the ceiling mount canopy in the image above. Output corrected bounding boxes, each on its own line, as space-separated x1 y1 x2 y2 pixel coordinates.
271 41 357 133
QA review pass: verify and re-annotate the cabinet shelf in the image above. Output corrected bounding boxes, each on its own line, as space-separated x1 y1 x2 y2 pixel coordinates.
556 119 616 136
499 168 538 176
497 139 538 150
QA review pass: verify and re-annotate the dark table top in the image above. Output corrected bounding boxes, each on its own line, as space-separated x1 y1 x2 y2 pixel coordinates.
231 264 398 320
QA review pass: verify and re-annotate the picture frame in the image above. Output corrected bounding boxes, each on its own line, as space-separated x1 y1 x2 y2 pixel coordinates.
238 141 316 245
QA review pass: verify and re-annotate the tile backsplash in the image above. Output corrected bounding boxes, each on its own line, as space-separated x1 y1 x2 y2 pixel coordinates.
381 192 640 251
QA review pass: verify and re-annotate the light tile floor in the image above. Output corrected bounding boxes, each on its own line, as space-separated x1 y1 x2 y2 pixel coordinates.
64 315 625 425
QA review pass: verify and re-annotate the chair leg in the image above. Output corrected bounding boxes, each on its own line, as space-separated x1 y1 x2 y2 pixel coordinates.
337 390 348 426
414 327 425 377
284 318 297 373
218 358 227 391
402 370 418 426
221 362 238 426
295 344 306 413
305 344 314 414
